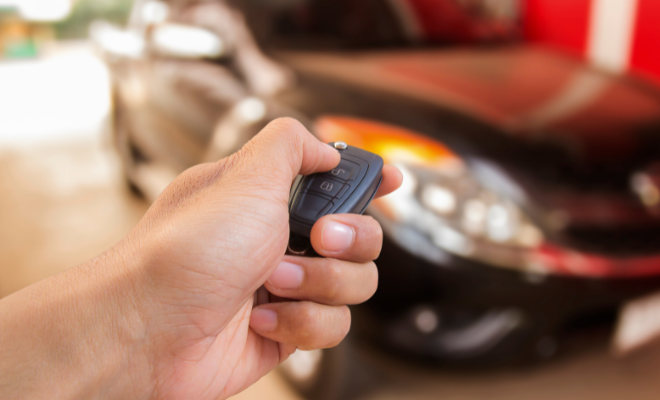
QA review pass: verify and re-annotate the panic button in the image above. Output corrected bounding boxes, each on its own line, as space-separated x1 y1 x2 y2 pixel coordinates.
294 193 333 222
307 177 344 197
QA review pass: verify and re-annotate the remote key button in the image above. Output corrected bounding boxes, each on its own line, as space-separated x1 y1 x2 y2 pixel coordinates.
336 184 350 199
328 159 360 181
294 193 333 221
307 177 343 197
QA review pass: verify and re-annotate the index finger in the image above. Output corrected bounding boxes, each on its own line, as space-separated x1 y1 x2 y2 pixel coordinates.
374 164 403 199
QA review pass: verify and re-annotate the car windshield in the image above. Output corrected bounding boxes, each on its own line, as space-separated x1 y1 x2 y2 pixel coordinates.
235 0 520 51
237 0 407 50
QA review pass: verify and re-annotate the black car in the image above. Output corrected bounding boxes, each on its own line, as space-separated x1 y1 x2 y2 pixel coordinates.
94 0 660 398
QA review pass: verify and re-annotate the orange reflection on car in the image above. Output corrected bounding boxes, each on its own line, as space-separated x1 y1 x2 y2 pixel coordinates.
314 115 458 166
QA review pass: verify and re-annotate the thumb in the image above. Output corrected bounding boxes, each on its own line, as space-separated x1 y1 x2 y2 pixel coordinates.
239 118 340 182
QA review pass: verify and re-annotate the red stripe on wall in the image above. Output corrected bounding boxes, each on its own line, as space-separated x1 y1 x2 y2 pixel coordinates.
403 0 477 42
523 0 592 58
630 0 660 85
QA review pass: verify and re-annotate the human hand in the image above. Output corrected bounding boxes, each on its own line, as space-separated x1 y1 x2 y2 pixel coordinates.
0 118 401 400
122 118 401 399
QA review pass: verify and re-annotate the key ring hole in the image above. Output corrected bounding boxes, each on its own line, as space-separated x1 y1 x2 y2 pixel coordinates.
287 233 311 256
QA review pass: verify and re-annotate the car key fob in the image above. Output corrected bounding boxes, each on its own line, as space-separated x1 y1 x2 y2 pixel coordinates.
287 141 384 256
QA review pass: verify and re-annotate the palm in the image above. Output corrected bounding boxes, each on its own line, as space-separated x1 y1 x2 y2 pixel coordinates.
140 162 293 400
157 301 283 400
128 119 396 400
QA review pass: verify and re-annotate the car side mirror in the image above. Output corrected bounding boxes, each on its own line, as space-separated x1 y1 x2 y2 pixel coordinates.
90 20 145 59
148 23 225 59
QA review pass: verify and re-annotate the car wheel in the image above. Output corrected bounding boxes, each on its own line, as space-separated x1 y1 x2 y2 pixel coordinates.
278 337 377 400
111 91 143 195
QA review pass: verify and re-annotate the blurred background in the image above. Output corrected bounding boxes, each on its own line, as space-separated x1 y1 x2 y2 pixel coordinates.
4 1 660 399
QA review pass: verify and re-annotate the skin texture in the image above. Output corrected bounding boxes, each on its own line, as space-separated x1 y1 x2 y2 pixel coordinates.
0 118 402 400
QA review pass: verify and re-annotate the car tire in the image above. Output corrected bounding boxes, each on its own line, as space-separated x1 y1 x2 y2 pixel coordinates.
111 91 146 197
278 336 378 400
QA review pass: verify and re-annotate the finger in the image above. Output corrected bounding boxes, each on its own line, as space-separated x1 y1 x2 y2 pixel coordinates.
278 343 298 364
375 164 403 199
264 256 378 306
250 302 351 350
240 117 340 182
310 214 383 263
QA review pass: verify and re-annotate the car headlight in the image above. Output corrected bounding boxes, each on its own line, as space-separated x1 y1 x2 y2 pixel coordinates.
315 116 544 272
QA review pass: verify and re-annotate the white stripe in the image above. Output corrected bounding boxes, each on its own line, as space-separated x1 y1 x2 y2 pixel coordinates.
587 0 638 73
525 70 608 129
386 0 423 42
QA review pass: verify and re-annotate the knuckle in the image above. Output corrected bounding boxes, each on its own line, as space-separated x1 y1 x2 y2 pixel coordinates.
296 302 319 328
371 218 384 241
328 306 352 347
263 117 309 178
369 221 384 259
341 306 352 334
322 259 343 301
218 151 243 173
230 136 284 182
268 117 304 133
353 215 383 259
365 262 379 299
376 220 384 238
216 142 259 179
267 118 307 149
294 302 320 345
152 163 217 212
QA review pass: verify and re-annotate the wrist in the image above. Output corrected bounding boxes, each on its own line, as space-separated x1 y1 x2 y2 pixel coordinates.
0 238 154 400
85 238 155 399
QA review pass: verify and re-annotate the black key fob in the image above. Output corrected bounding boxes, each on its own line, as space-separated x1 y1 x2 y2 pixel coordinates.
288 141 384 256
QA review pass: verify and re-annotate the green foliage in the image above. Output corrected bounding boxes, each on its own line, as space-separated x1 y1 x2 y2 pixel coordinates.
54 0 134 39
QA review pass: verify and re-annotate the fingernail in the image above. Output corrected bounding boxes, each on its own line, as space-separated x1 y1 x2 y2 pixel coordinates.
321 221 355 252
268 261 304 290
250 308 277 332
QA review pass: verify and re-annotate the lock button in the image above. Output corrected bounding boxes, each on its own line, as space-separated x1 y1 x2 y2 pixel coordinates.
306 177 344 197
288 142 383 238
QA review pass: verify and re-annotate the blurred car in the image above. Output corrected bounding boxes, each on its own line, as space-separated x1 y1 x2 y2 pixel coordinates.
94 0 660 399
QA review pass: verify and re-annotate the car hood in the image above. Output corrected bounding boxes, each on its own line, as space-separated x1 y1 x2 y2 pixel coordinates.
278 47 660 252
280 46 660 168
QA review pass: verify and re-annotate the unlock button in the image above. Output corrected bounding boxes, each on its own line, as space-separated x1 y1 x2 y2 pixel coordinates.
307 177 344 197
328 159 360 181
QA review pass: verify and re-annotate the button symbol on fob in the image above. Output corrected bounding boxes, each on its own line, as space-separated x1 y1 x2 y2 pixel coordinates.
320 181 334 191
307 177 342 197
289 142 383 242
330 160 359 181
